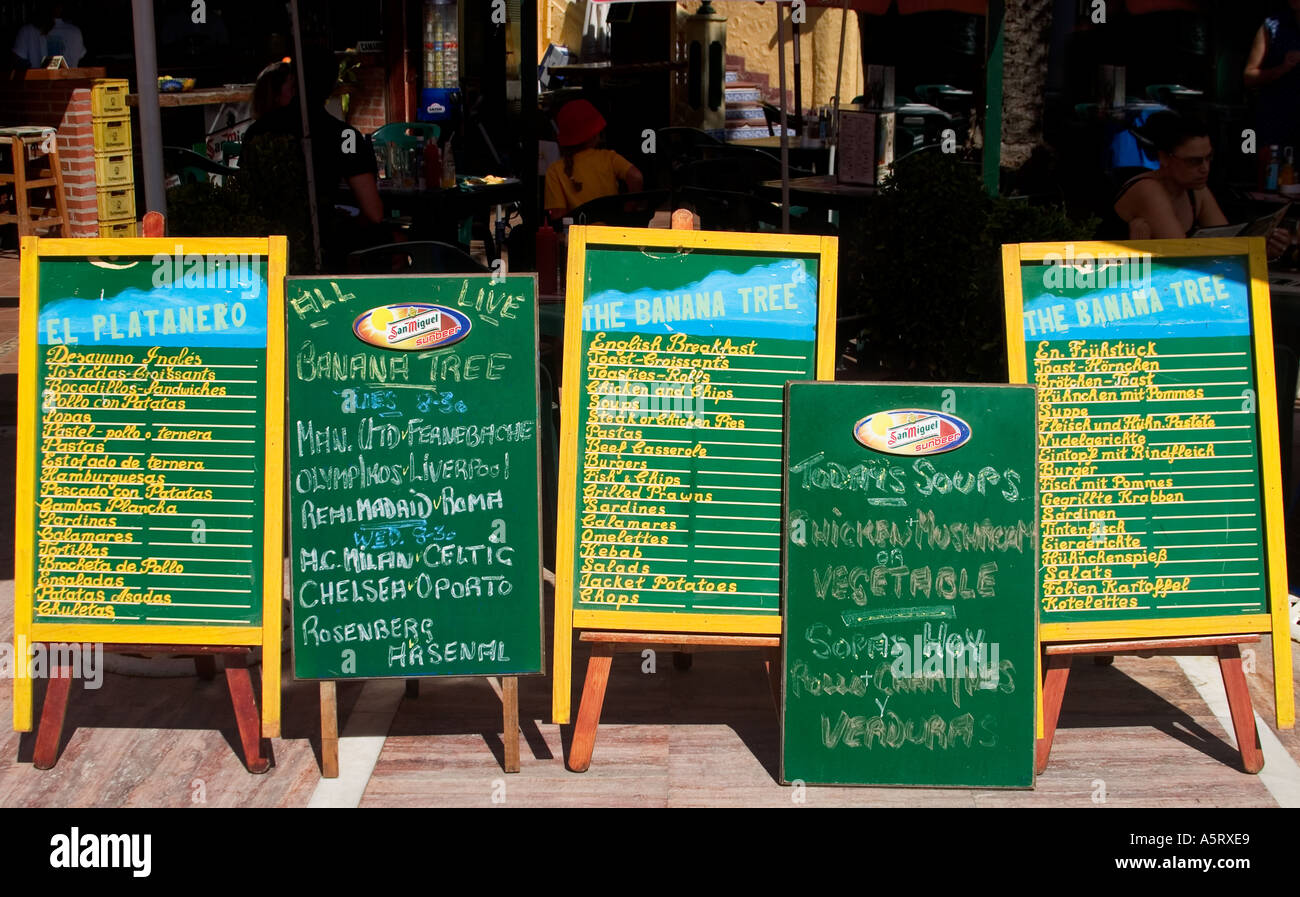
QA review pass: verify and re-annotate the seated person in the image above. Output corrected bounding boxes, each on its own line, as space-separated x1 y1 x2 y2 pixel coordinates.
242 50 387 269
545 99 643 222
1113 111 1291 257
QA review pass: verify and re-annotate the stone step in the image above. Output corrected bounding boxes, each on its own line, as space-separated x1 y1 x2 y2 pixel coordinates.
725 124 793 141
725 86 762 104
725 104 767 121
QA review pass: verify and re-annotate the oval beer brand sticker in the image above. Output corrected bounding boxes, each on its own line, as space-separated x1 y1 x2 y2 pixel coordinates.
853 409 972 456
353 304 471 351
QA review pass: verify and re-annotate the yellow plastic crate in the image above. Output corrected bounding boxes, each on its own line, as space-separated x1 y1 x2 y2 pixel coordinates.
98 218 137 238
93 150 133 187
92 115 132 152
91 79 130 117
96 186 136 221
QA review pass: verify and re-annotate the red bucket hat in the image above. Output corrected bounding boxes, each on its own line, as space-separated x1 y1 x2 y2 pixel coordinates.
556 99 607 147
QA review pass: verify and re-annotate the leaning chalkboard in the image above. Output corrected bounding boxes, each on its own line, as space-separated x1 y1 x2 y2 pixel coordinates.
286 274 543 680
1003 238 1294 728
14 236 286 734
781 382 1037 788
552 226 839 723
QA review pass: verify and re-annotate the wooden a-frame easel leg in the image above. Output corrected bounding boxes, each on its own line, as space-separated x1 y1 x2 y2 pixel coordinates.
567 643 615 773
1217 644 1264 774
502 676 520 773
320 680 339 778
1036 653 1072 775
225 653 269 773
33 660 74 770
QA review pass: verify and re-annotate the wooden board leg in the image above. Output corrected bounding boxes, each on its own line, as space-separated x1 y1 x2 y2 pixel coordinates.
764 649 782 714
1036 654 1072 775
320 681 339 779
1217 645 1265 774
568 644 614 773
194 655 217 681
224 653 269 774
33 663 74 770
502 676 520 774
405 679 420 699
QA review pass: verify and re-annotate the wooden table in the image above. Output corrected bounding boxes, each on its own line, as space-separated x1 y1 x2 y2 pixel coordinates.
127 85 254 107
759 175 878 220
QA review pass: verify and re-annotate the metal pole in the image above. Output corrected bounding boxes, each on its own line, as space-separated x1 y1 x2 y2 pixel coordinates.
792 18 802 137
831 0 849 138
777 2 790 234
130 0 166 217
288 0 323 272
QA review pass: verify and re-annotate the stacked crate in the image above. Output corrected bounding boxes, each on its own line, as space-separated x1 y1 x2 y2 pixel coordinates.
91 79 136 237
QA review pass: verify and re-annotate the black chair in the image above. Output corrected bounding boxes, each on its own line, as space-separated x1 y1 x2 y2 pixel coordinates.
567 190 668 228
678 185 779 232
680 152 812 194
761 102 805 138
656 126 726 201
161 146 237 185
346 241 489 275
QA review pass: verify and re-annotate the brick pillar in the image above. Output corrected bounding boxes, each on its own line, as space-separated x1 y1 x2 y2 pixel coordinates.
0 80 112 237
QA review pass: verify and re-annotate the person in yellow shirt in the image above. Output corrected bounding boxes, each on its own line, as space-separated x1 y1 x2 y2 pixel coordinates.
545 99 644 221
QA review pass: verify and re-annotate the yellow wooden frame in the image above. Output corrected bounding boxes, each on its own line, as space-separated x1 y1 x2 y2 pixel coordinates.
14 236 286 736
552 227 839 723
1003 238 1294 729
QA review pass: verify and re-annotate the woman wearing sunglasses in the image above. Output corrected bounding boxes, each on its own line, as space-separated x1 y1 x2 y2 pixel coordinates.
1113 111 1291 258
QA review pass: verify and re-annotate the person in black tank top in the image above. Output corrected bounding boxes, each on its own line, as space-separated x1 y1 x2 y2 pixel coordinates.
1110 111 1227 240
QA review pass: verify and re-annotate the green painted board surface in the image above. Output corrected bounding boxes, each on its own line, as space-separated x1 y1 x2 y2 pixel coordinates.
572 245 822 619
781 382 1037 788
287 274 543 679
31 253 270 628
1017 254 1270 627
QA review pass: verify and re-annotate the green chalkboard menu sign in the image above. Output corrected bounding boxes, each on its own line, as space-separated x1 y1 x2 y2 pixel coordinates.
1004 241 1290 647
26 250 272 629
781 382 1037 788
286 274 543 680
14 236 287 735
551 226 839 724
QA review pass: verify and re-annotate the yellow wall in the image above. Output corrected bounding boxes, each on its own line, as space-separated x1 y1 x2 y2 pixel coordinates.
539 1 862 109
711 2 862 108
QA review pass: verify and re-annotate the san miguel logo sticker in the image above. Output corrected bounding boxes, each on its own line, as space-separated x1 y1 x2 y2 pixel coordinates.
353 304 471 351
853 409 972 456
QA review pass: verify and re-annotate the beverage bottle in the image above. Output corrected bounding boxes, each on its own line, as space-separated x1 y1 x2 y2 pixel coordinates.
414 135 426 189
441 136 456 189
423 138 441 190
1267 145 1281 190
1281 147 1295 187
